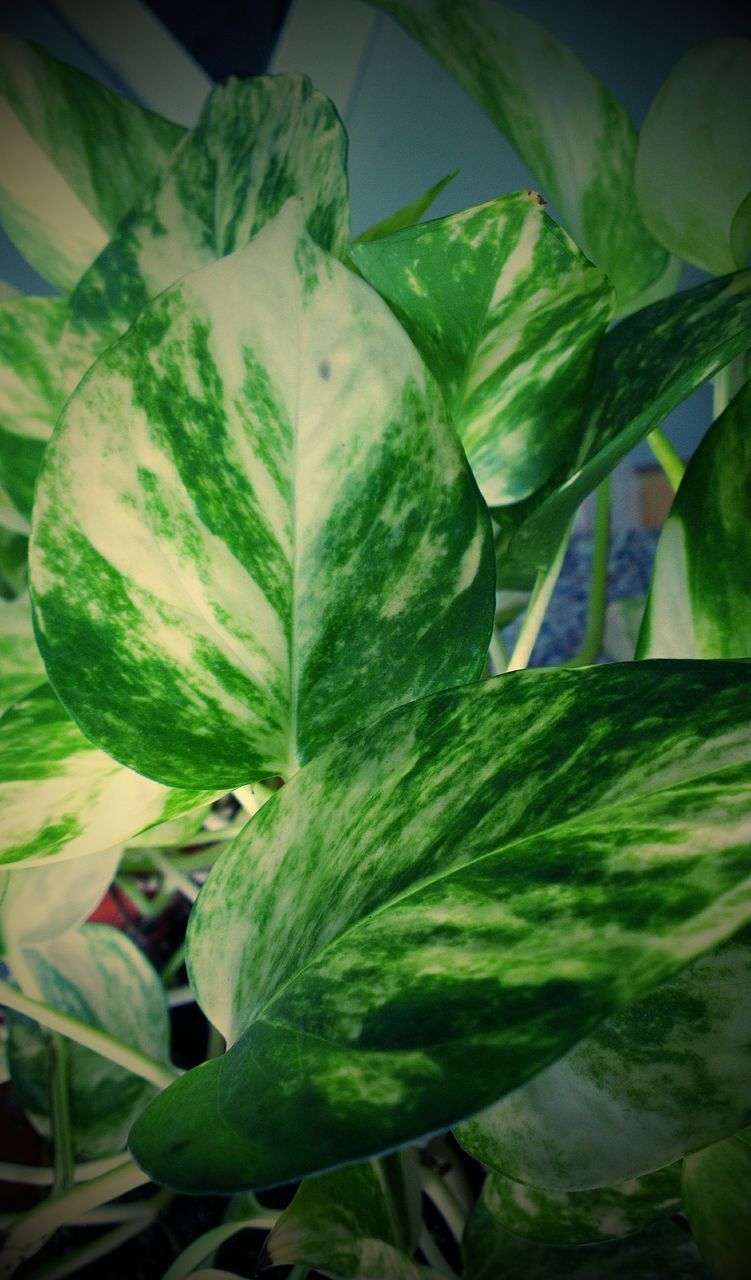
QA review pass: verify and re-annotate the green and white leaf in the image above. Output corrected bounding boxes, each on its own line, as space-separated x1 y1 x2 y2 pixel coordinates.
0 295 66 529
455 923 751 1189
0 846 121 952
350 193 613 505
0 591 45 711
0 685 219 867
682 1135 751 1280
498 269 751 585
60 74 350 393
129 660 751 1193
638 380 751 660
31 203 494 790
481 1163 682 1246
635 39 751 276
264 1152 438 1279
0 35 185 291
6 924 170 1156
352 169 458 242
462 1199 707 1280
368 0 676 313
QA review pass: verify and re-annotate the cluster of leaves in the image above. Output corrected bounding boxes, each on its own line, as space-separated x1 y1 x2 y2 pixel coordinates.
0 2 750 1278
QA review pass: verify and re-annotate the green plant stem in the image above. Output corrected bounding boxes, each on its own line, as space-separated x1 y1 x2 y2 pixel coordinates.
160 940 186 988
21 1219 149 1280
147 847 199 903
566 477 610 668
486 626 507 676
505 524 572 672
160 1213 279 1280
48 1034 74 1196
115 875 159 918
0 1155 130 1186
0 979 180 1090
419 1227 460 1279
233 782 275 813
421 1168 467 1242
646 426 684 491
713 354 747 418
167 984 195 1007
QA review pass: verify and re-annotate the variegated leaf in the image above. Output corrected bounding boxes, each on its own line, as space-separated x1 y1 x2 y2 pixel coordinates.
6 924 170 1156
462 1199 707 1280
498 269 751 585
352 169 458 242
636 39 751 276
0 685 219 867
0 295 66 529
0 847 121 951
129 660 751 1193
368 0 676 313
481 1164 682 1246
31 203 493 790
682 1135 751 1280
455 924 751 1189
350 193 613 505
637 381 751 660
59 74 350 394
0 35 185 291
263 1152 438 1279
0 591 45 711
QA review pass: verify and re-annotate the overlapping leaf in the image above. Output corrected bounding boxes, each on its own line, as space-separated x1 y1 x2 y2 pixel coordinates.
636 39 751 276
0 847 121 951
682 1136 751 1280
350 193 613 505
0 591 44 711
637 380 751 659
6 924 170 1156
455 924 751 1189
129 661 751 1192
353 169 458 243
497 269 751 585
0 35 184 291
59 73 350 394
368 0 676 312
31 203 494 789
0 685 218 867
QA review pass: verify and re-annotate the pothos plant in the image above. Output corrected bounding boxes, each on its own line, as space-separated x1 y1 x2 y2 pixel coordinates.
0 1 750 1278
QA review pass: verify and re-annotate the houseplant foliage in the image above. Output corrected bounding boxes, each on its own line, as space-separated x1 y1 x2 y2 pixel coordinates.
0 2 750 1278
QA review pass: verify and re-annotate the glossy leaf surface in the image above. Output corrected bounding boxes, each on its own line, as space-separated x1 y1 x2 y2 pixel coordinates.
7 924 170 1156
130 661 751 1192
0 847 121 951
456 924 751 1189
636 39 751 275
682 1136 751 1280
31 204 493 789
482 1163 681 1245
638 381 751 659
0 35 184 291
0 685 218 867
369 0 674 312
0 591 44 711
498 270 751 585
60 73 350 392
350 194 613 505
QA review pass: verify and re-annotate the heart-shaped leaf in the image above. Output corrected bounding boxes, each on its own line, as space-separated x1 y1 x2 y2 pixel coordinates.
635 39 751 276
129 660 751 1192
0 35 184 291
637 380 751 659
682 1135 751 1280
350 193 613 505
31 202 494 789
368 0 676 313
0 847 121 951
0 591 45 711
0 685 219 867
455 924 751 1189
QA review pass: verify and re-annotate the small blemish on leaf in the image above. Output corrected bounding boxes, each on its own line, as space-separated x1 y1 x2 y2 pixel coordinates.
318 359 332 381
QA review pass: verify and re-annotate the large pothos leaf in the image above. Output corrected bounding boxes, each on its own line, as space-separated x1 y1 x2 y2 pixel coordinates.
0 685 219 867
263 1152 439 1279
368 0 676 313
635 39 751 276
682 1135 751 1280
349 193 613 506
0 591 45 711
497 269 751 585
462 1198 707 1280
637 381 751 660
6 924 170 1157
0 35 184 292
0 847 121 952
59 74 350 395
481 1163 682 1246
31 203 493 790
455 923 751 1189
129 661 751 1193
0 295 66 530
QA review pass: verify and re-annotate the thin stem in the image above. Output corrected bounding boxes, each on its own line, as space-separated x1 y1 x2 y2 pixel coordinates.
486 626 507 676
160 941 186 988
233 782 275 814
115 876 158 918
0 980 180 1091
713 355 746 418
48 1034 74 1196
167 984 195 1008
566 476 610 668
21 1219 150 1280
161 1214 279 1280
421 1168 467 1242
646 426 684 492
505 524 572 672
418 1227 460 1278
0 1155 130 1186
147 848 199 904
